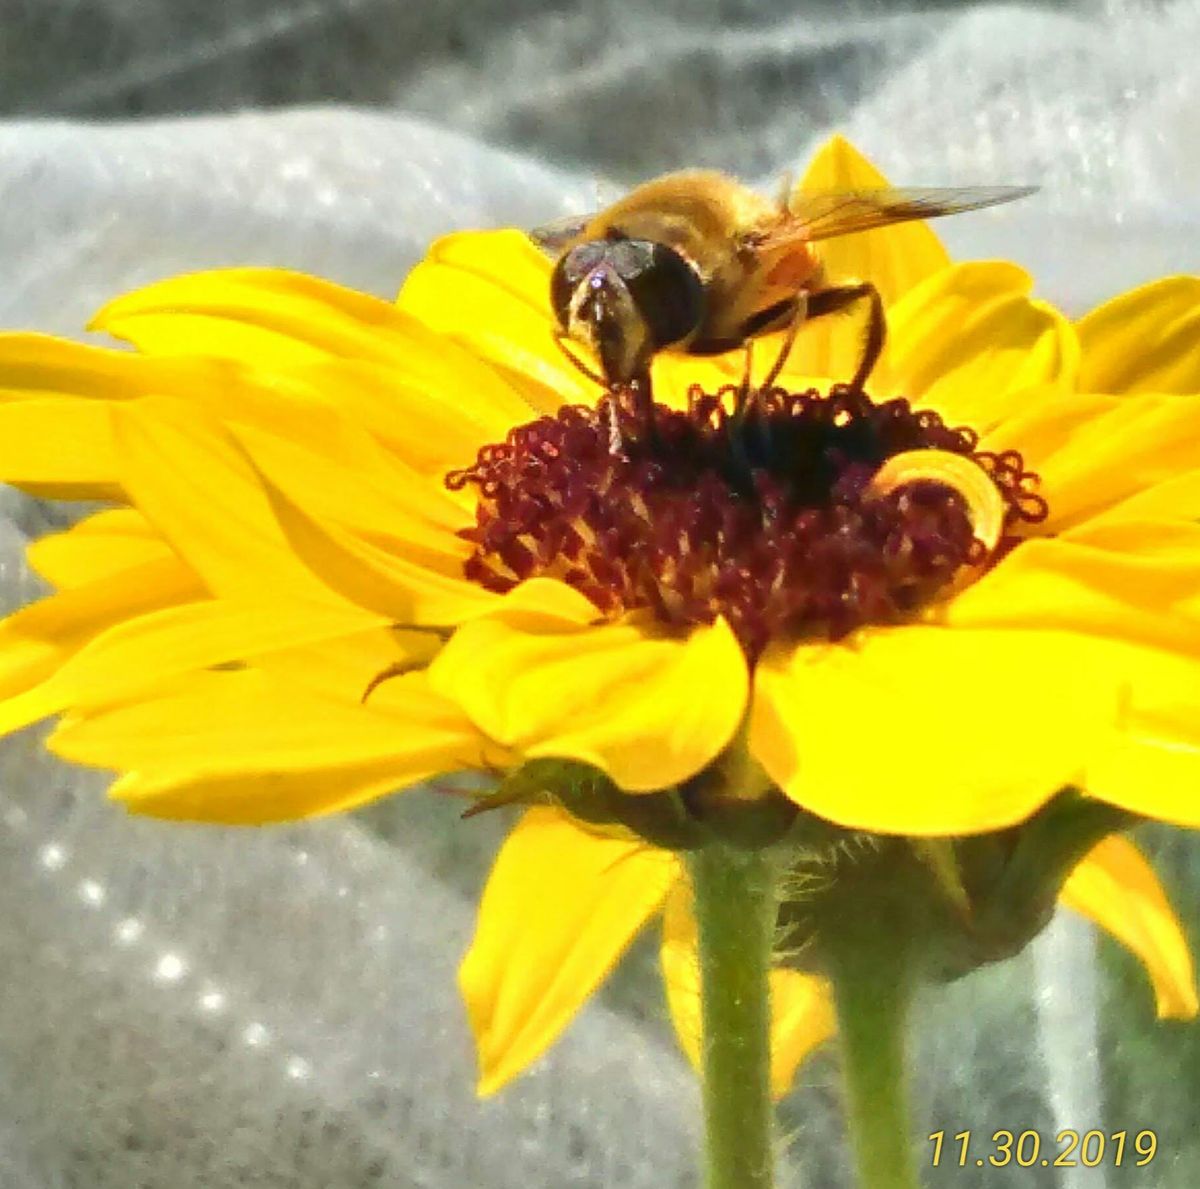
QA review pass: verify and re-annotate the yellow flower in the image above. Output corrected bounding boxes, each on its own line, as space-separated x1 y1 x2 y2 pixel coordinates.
0 135 1196 1098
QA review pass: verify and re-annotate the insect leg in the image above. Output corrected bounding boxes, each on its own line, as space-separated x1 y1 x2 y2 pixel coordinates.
759 291 810 391
805 282 885 392
736 340 755 411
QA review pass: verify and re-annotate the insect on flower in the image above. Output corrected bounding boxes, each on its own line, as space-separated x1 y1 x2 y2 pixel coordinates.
533 172 1036 394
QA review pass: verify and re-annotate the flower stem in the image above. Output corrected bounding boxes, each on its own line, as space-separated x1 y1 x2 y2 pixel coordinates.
825 919 920 1189
689 843 778 1189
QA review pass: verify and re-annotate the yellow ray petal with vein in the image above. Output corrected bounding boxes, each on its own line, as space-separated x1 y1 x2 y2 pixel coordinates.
111 396 354 606
397 230 596 409
26 509 172 590
946 528 1200 653
1059 834 1198 1018
112 763 440 825
90 265 548 457
430 599 748 791
460 806 679 1096
1084 735 1200 830
1012 394 1200 533
751 628 1124 835
229 417 470 544
257 469 500 625
399 228 556 325
0 596 387 737
280 359 536 477
1069 472 1200 528
981 391 1119 473
877 262 1078 423
0 332 230 400
0 554 204 708
93 267 431 365
1077 277 1200 395
49 668 477 823
661 881 835 1099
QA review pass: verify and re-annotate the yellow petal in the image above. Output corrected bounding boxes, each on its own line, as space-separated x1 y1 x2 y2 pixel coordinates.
1059 834 1198 1018
0 596 387 737
796 134 951 304
397 230 597 409
91 267 546 466
111 397 350 605
1077 277 1200 395
108 764 431 825
398 229 556 329
769 969 837 1094
254 624 444 706
0 398 120 499
430 600 749 791
0 332 228 400
980 391 1119 473
946 528 1200 654
1011 394 1200 533
0 554 203 707
190 333 536 474
1084 734 1200 830
256 466 501 625
750 628 1125 835
94 267 429 365
877 262 1078 423
27 509 173 590
49 668 478 822
460 806 679 1096
279 358 535 477
1064 471 1200 528
228 416 470 546
661 880 835 1099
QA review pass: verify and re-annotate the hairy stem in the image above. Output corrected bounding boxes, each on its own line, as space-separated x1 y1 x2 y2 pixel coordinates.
689 843 779 1189
826 916 920 1189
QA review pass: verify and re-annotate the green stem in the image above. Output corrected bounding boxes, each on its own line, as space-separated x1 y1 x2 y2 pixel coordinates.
689 844 779 1189
826 923 920 1189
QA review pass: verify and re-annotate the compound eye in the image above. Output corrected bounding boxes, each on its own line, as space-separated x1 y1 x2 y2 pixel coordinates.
610 239 705 348
550 241 610 330
550 239 704 348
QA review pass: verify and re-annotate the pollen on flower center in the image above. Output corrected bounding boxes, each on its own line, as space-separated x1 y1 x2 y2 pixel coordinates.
445 384 1048 656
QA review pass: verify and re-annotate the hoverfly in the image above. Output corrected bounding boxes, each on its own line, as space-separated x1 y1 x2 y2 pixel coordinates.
532 171 1035 393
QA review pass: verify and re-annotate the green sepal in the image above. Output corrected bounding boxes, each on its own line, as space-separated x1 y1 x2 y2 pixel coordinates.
775 788 1137 985
945 787 1136 974
466 756 708 850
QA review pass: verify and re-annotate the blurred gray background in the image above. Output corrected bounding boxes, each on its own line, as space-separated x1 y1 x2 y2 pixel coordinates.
0 1 1198 1186
0 0 1105 179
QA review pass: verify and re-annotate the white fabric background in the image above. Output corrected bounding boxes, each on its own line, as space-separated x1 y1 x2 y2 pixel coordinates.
1 1 1198 1186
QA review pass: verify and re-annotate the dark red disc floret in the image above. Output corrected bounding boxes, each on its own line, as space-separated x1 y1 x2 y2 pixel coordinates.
445 384 1047 658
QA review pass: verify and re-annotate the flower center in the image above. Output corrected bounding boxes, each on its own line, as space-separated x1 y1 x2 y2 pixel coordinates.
446 384 1047 657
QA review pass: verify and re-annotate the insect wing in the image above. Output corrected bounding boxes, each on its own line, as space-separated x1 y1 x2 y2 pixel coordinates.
530 214 593 255
778 186 1037 245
